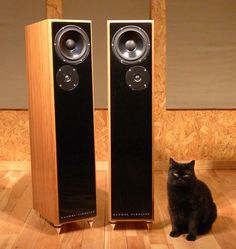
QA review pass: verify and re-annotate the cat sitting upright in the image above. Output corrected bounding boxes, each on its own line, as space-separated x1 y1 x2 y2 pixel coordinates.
167 158 217 241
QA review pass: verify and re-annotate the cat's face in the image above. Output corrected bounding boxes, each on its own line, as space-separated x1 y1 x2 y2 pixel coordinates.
168 158 196 187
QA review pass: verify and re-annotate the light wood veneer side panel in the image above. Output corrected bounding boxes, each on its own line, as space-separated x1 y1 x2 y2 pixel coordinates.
107 21 112 222
151 19 155 221
25 20 59 224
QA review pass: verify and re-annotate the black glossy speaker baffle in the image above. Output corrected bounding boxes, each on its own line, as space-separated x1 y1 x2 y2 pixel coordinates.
109 21 153 221
52 22 96 223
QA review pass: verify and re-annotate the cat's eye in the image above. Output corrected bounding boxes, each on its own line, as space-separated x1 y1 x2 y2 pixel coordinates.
173 172 179 178
183 174 189 178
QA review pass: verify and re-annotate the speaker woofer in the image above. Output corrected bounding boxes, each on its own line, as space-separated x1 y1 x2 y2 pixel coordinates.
111 25 150 65
54 25 90 64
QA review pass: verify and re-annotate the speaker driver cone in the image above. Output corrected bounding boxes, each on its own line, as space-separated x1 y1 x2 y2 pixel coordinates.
56 65 79 91
54 25 90 64
112 25 150 65
126 66 150 91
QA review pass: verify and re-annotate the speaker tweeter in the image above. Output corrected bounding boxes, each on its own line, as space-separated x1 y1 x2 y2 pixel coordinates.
56 65 79 91
125 66 150 91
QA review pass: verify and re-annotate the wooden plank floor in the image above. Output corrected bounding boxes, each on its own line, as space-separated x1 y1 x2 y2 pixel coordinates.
0 170 235 249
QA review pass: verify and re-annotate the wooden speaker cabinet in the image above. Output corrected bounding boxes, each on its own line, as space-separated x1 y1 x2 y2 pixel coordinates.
25 19 96 228
107 20 154 224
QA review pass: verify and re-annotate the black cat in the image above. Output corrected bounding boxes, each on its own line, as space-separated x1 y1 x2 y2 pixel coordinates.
167 158 217 241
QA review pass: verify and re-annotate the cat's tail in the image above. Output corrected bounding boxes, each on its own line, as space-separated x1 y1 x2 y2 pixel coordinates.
198 202 217 235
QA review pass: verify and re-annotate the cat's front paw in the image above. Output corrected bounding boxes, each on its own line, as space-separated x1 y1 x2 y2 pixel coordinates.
186 233 196 241
169 231 181 237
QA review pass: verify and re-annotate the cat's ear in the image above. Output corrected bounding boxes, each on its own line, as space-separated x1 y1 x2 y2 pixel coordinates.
188 160 195 170
169 158 177 169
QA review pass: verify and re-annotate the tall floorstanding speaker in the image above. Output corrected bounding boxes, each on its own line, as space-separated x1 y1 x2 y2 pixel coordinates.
107 20 154 223
25 19 96 227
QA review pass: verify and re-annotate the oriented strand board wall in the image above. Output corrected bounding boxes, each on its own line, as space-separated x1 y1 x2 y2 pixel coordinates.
0 111 30 161
151 0 236 161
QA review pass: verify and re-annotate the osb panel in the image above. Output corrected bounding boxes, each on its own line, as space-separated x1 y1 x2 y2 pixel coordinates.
151 0 236 161
46 0 63 19
0 110 108 162
0 111 30 161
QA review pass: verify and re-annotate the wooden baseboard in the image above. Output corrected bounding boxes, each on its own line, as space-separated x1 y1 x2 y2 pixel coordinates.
102 160 236 170
0 160 236 171
0 161 108 171
0 161 31 170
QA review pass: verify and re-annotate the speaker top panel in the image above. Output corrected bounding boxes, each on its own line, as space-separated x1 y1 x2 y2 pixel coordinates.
50 19 91 24
25 19 92 30
108 20 153 23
